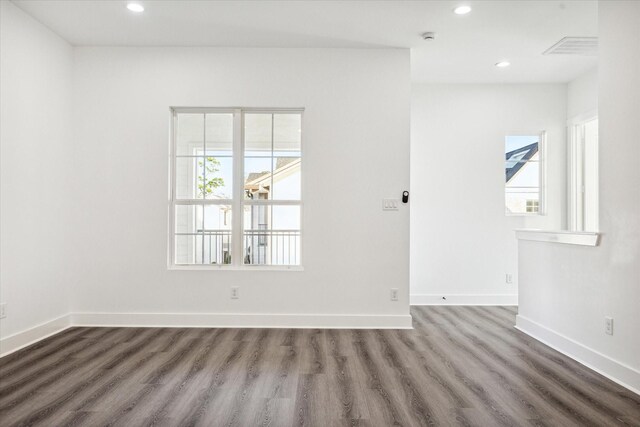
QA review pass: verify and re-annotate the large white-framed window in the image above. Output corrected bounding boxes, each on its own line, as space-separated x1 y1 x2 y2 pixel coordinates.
169 108 303 269
568 114 598 231
505 132 546 215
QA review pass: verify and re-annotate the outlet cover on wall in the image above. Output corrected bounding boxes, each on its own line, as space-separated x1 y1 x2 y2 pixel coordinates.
506 274 513 284
231 287 239 299
390 288 399 301
605 316 613 335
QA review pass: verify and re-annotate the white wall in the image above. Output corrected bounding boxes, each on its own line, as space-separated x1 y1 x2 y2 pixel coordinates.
568 67 598 120
0 1 74 350
70 47 411 327
411 84 567 305
517 1 640 392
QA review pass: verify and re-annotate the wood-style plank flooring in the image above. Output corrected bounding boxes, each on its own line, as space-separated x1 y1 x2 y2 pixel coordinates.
1 306 639 426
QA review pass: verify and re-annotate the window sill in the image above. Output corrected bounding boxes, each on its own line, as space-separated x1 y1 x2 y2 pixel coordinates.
506 212 546 217
168 265 304 272
515 229 600 246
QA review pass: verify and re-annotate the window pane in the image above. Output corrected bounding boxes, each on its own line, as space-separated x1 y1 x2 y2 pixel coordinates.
243 205 300 265
505 135 540 214
272 205 301 230
203 233 232 265
203 156 233 199
505 135 539 153
175 234 203 265
175 157 203 199
203 204 232 265
204 205 232 231
505 160 539 188
176 114 204 156
272 157 301 200
205 113 233 155
244 114 272 156
272 205 300 265
243 204 270 265
274 114 301 155
244 204 270 235
244 157 272 200
175 205 202 233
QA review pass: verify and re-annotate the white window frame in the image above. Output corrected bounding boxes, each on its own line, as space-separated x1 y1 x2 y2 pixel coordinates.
505 131 547 216
567 112 598 231
168 107 304 270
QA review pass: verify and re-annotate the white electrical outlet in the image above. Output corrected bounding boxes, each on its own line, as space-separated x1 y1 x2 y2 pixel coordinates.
390 288 399 301
506 274 513 284
231 287 239 299
0 303 6 319
605 317 613 335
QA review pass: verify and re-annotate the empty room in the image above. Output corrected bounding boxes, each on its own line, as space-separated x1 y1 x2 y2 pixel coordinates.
0 0 638 425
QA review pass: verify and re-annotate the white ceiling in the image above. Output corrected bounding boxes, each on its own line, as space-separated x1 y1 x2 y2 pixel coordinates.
12 0 598 83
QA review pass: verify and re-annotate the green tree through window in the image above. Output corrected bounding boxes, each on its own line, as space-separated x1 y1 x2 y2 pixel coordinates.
197 157 225 198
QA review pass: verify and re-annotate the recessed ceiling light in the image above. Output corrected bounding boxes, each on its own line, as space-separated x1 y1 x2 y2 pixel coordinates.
453 5 472 15
495 61 511 68
127 3 144 13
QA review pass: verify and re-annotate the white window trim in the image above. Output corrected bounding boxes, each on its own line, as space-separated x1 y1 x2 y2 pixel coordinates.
567 111 598 232
167 107 304 270
505 131 547 217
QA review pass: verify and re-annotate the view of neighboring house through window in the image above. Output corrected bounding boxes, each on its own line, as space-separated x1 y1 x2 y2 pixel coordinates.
171 108 302 267
526 200 539 213
505 133 544 215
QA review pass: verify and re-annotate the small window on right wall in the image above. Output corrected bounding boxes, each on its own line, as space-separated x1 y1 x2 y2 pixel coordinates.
505 133 545 215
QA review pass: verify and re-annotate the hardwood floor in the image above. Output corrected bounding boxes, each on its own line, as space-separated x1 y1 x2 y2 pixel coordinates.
1 306 638 426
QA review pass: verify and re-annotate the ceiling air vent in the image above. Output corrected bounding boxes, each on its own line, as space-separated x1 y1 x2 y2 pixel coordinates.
543 37 598 56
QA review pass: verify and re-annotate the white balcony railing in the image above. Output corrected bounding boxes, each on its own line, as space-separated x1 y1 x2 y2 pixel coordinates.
201 230 232 265
196 229 300 266
244 229 300 266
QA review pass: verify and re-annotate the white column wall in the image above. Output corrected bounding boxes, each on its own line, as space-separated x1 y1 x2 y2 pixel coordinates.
411 84 567 305
517 1 640 392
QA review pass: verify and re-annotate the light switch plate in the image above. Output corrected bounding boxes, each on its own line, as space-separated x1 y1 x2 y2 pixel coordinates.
383 199 399 211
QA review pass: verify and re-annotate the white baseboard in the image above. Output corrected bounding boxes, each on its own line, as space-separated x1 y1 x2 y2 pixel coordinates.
0 311 412 359
411 294 518 306
516 314 640 395
0 314 72 357
71 312 413 330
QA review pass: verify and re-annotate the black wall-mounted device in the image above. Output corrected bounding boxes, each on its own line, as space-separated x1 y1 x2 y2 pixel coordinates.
402 191 409 203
